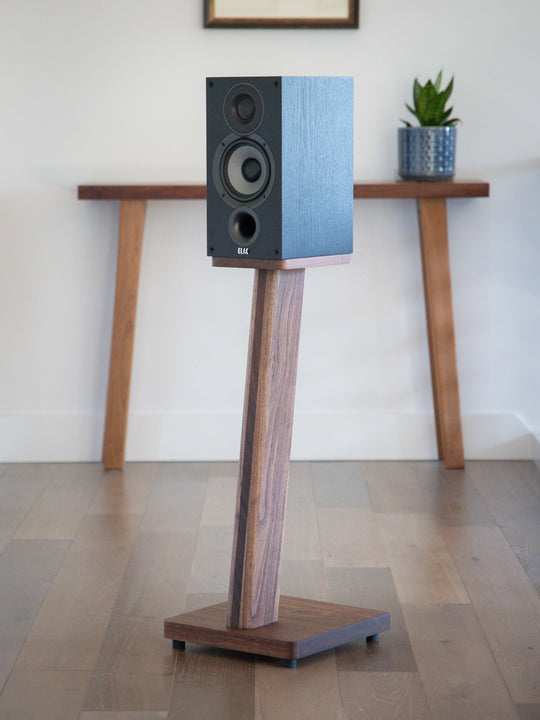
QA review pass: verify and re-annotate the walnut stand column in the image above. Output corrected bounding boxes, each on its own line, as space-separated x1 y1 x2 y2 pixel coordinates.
164 256 390 667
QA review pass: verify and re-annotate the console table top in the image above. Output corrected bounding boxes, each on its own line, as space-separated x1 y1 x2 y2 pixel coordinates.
78 180 489 201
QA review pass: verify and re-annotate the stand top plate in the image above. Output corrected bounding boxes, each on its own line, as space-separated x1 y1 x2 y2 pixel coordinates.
212 255 352 270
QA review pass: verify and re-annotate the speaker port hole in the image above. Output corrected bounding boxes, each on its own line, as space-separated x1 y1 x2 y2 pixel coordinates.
234 212 256 241
228 208 259 246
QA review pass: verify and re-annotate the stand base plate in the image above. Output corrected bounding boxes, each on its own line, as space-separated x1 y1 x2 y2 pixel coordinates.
164 596 390 665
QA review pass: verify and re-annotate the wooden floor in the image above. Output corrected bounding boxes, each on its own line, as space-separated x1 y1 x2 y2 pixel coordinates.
0 460 538 720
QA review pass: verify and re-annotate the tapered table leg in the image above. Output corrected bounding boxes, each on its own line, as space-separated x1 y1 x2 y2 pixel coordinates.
102 200 146 470
417 197 464 469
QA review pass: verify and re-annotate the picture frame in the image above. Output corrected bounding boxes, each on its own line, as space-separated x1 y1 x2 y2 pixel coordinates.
204 0 359 29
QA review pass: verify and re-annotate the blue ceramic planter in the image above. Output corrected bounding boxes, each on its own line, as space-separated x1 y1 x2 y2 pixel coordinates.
398 126 456 181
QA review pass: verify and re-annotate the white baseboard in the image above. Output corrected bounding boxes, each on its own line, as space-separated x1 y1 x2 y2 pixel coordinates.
0 411 534 463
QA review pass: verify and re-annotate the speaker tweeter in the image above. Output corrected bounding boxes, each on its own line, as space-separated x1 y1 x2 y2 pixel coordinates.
223 83 264 135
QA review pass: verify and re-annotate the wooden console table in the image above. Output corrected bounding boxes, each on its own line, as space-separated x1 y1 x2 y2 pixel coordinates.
78 180 489 470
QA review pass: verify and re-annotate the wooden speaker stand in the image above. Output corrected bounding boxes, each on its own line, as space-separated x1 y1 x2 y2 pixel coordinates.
164 256 390 665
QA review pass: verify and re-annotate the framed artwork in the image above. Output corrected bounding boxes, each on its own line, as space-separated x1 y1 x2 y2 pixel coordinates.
204 0 359 28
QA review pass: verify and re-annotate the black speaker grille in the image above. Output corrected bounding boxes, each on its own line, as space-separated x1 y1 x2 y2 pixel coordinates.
207 76 283 259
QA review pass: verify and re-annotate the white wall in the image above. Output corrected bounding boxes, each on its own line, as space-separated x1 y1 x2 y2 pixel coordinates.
1 0 538 462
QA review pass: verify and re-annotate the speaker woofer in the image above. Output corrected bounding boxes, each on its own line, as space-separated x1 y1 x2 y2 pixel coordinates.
222 141 269 200
223 83 264 134
212 133 275 208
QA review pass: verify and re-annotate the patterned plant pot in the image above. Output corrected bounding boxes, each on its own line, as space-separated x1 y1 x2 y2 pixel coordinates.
398 126 456 181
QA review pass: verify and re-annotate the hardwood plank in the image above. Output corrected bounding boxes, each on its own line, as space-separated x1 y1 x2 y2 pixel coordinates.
0 539 69 691
111 530 197 620
363 461 434 514
466 461 540 590
282 463 321 562
174 641 255 685
317 507 388 568
280 559 328 601
0 512 25 554
83 674 173 713
0 463 55 552
102 199 146 470
516 705 540 720
402 602 520 720
338 672 431 720
93 613 176 676
169 644 254 720
80 713 167 720
88 463 158 515
255 651 343 720
200 474 237 527
417 197 464 468
311 461 370 508
0 462 55 507
228 268 305 629
328 568 417 673
443 525 540 704
91 526 197 679
14 463 104 540
0 670 92 720
413 461 496 526
14 514 140 671
139 465 206 534
184 592 228 613
168 681 253 720
377 514 469 603
187 525 233 595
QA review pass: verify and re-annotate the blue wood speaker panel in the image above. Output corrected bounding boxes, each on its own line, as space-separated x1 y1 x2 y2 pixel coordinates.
281 76 353 259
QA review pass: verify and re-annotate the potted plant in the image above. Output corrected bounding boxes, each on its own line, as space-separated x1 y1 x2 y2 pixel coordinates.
398 71 460 181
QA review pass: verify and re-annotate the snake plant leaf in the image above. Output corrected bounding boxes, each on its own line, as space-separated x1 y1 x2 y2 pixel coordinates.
405 103 418 122
430 93 448 124
413 78 422 110
416 82 433 123
401 70 460 127
441 106 453 122
442 76 454 105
